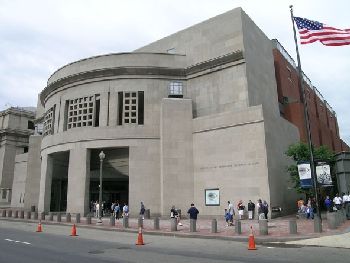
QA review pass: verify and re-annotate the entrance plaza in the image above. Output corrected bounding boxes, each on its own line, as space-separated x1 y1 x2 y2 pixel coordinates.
1 209 350 245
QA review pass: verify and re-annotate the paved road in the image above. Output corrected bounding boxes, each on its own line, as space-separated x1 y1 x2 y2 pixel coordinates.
0 220 349 263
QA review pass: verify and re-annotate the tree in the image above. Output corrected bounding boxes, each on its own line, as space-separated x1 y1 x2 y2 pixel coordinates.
285 142 335 195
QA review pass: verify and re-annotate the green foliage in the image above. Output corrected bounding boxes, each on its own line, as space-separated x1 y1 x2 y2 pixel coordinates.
285 142 335 195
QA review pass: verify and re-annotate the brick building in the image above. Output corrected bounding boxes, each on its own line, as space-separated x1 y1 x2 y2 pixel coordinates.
273 39 349 152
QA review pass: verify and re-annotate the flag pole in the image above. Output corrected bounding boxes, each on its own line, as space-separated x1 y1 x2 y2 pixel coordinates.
289 5 322 223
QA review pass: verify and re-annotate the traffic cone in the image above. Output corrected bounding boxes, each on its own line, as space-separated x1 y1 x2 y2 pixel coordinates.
135 227 144 245
70 224 78 236
248 226 257 250
36 221 42 232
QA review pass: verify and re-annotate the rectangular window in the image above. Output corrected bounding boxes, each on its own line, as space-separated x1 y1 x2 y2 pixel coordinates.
117 91 144 125
168 81 183 98
138 91 144 125
118 92 123 125
27 120 35 130
66 95 99 130
43 105 55 136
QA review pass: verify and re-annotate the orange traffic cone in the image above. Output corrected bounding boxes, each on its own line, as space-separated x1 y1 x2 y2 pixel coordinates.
36 221 43 232
135 227 145 245
248 226 257 250
70 224 78 236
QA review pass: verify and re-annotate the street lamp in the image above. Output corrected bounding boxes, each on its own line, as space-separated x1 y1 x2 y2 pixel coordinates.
96 150 105 224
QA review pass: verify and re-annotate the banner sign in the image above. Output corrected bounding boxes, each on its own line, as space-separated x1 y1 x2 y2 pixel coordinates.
316 162 332 186
297 161 312 188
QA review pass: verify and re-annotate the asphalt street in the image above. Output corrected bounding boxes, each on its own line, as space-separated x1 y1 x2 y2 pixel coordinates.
0 220 349 263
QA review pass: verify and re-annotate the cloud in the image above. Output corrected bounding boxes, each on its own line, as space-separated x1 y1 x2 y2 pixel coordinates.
0 0 349 144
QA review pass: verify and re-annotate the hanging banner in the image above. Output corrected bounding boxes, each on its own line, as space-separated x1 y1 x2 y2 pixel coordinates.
316 162 332 186
297 161 312 188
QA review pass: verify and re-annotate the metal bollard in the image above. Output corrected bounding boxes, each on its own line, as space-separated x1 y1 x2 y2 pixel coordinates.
327 212 337 229
40 212 45 221
48 212 53 221
86 215 92 224
259 219 268 235
154 217 160 230
26 211 31 219
33 212 38 220
122 217 129 228
190 219 197 232
138 217 143 228
235 220 242 235
314 216 322 233
211 219 217 233
66 213 71 223
144 209 150 219
75 213 81 224
110 215 115 226
171 218 177 231
57 213 61 222
289 220 297 234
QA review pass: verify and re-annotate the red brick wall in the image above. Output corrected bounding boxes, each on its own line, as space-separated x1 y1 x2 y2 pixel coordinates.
273 48 348 153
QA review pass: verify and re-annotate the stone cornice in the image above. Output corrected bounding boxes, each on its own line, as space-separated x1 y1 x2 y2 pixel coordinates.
40 50 244 104
0 107 36 118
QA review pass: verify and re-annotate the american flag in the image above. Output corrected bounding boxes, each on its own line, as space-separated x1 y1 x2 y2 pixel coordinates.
294 17 350 46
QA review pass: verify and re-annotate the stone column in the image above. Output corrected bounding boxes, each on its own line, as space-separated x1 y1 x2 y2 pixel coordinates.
211 219 217 233
170 218 177 231
122 217 129 228
110 215 115 226
38 154 53 213
154 217 160 230
259 219 268 235
75 213 81 223
235 220 242 234
289 220 297 234
66 148 90 215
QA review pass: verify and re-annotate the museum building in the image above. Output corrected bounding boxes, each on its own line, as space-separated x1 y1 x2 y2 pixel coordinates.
5 7 349 217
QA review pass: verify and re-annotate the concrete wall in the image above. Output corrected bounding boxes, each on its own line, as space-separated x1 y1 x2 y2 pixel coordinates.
160 98 194 215
241 11 300 214
11 153 27 208
136 8 244 67
335 152 350 194
193 106 269 215
23 136 42 211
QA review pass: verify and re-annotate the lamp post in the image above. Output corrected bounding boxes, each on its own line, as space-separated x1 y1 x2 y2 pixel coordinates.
96 151 105 224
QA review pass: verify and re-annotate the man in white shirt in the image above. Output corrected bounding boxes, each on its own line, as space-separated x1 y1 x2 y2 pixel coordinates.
333 193 342 210
343 192 350 219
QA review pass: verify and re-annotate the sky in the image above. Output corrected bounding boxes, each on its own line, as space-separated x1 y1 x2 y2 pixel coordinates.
0 0 349 144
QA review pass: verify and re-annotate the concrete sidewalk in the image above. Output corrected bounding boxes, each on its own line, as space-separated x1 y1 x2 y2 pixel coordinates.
1 210 350 248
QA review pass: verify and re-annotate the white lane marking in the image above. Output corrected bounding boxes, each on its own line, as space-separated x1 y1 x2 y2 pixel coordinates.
4 239 31 245
267 247 275 249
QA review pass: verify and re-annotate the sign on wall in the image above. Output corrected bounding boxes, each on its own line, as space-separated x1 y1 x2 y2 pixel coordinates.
205 188 220 206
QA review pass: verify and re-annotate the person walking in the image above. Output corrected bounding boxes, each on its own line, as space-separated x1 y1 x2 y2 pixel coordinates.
227 201 235 225
187 203 199 220
122 203 129 218
324 196 332 212
247 200 255 220
237 200 245 220
140 201 145 220
333 193 343 210
114 201 120 220
262 200 269 220
257 199 264 220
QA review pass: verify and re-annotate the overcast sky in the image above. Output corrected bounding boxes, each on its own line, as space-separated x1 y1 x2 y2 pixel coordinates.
0 0 349 144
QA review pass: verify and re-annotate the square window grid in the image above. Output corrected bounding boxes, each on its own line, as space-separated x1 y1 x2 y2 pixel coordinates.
169 82 183 95
43 107 54 136
67 96 95 129
123 92 137 124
